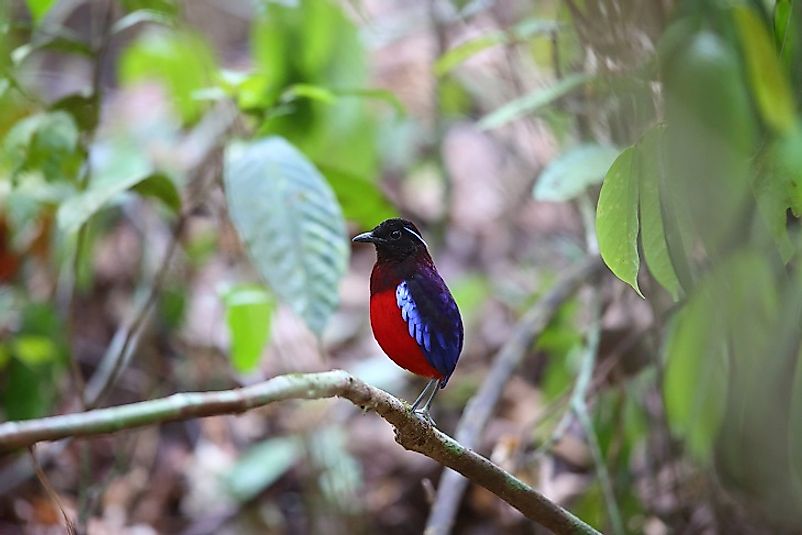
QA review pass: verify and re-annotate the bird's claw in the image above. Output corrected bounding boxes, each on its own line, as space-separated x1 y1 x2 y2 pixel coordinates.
412 408 436 426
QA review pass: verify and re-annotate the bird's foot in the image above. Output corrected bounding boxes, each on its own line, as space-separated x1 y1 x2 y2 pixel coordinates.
412 408 436 426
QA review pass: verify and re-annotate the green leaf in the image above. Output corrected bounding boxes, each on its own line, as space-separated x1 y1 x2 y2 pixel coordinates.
111 9 175 34
224 137 349 336
435 20 561 76
131 173 181 213
776 131 802 217
478 73 592 130
637 127 681 300
338 88 405 118
596 147 642 296
734 6 796 134
25 0 56 24
280 84 337 105
119 29 216 123
2 302 64 420
534 143 619 202
3 358 54 420
57 141 153 233
225 436 302 501
12 33 93 65
774 0 792 49
435 35 503 76
12 335 57 365
663 293 728 460
664 251 776 462
222 285 274 373
449 274 490 324
308 427 363 512
790 345 802 501
3 111 80 182
317 164 397 228
120 0 178 16
51 93 99 132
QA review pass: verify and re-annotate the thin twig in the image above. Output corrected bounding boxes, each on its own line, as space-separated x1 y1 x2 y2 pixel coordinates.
85 215 185 408
85 101 238 408
570 291 624 534
62 0 116 407
428 0 452 239
0 371 600 535
424 256 603 535
28 446 76 535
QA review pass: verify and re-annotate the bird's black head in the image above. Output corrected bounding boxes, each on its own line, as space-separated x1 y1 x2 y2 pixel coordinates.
352 218 429 262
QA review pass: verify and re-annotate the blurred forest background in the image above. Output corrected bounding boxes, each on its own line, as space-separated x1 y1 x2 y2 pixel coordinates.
2 0 802 533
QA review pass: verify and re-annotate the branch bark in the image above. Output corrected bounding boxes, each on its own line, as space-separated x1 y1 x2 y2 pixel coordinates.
425 256 604 535
0 370 599 535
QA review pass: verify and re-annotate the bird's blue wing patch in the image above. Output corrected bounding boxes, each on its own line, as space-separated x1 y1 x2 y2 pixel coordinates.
396 273 463 386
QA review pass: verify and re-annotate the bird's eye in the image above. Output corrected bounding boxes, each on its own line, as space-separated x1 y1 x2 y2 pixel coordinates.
390 230 402 240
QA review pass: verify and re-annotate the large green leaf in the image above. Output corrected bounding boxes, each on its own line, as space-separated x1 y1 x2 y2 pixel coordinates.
222 284 275 374
478 73 592 130
534 143 619 202
734 6 796 134
663 279 728 460
224 137 349 337
790 345 802 503
596 147 642 296
637 128 681 300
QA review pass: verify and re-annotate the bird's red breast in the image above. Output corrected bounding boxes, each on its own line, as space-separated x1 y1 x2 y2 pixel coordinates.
370 289 443 380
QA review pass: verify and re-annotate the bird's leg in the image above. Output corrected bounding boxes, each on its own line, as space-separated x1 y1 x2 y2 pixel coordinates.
410 379 439 424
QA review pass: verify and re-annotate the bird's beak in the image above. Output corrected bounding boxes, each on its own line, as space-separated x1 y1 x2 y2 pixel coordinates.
352 231 377 244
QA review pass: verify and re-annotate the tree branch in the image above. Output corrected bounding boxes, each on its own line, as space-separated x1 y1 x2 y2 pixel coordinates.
425 256 603 534
0 370 599 535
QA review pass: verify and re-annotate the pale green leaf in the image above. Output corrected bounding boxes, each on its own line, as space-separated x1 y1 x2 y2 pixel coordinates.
637 127 682 299
224 137 349 336
222 285 274 373
57 141 153 233
226 436 302 501
596 147 642 296
478 73 592 130
734 6 796 134
3 111 80 183
308 428 362 512
534 143 619 202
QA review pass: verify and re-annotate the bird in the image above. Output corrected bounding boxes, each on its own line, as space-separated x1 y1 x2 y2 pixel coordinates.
353 218 463 422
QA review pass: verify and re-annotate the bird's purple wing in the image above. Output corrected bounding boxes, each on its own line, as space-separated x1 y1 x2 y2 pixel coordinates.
395 267 463 386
